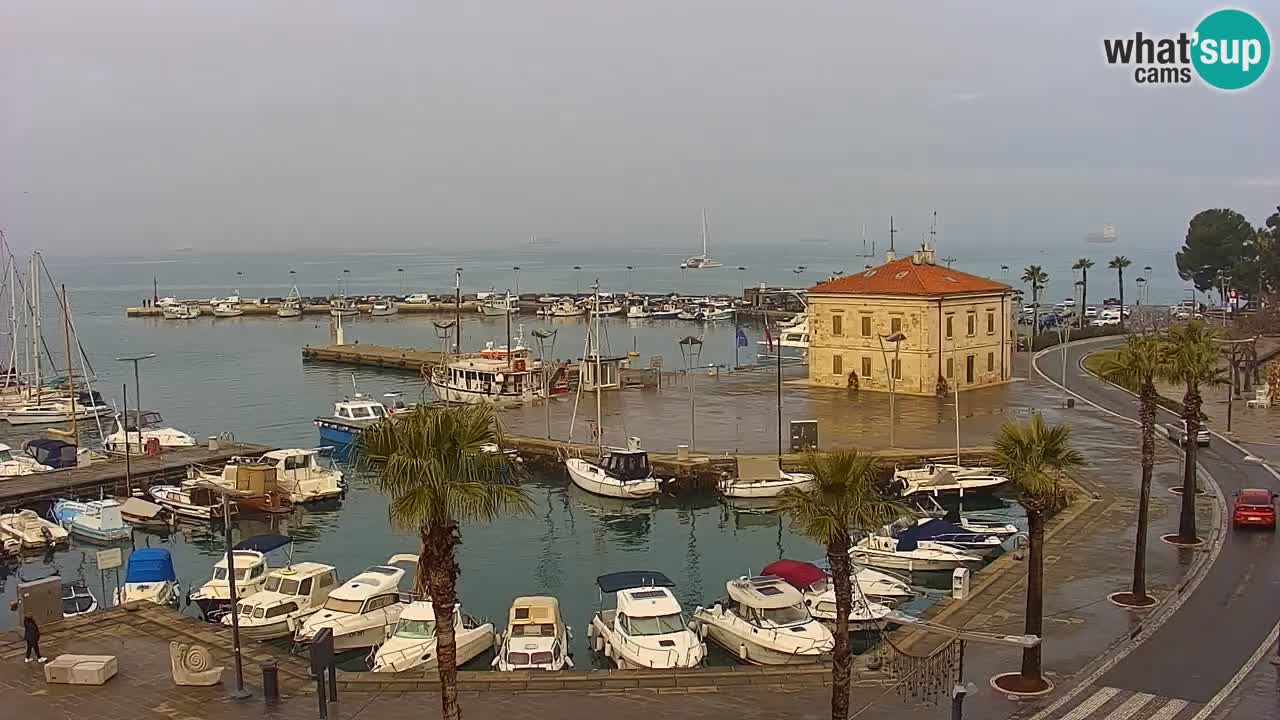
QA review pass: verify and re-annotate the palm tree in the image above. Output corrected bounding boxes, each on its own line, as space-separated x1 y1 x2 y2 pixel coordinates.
1160 321 1227 544
1108 256 1132 330
1099 335 1163 605
1022 265 1049 341
359 405 531 720
991 414 1084 693
1072 258 1094 327
776 451 906 720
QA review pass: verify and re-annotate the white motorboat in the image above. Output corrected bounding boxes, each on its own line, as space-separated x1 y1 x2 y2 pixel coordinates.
329 297 359 317
295 554 419 652
148 484 235 521
428 344 547 405
115 548 182 607
51 499 131 542
588 571 705 669
566 439 664 500
759 318 809 358
537 294 561 304
370 299 399 317
0 442 52 477
371 600 495 672
850 565 917 605
156 296 179 308
590 303 624 317
103 410 197 454
703 307 735 321
851 534 982 572
224 562 341 641
62 579 99 617
212 301 244 318
315 393 390 449
762 560 893 630
778 312 807 330
719 469 815 499
277 286 303 318
162 303 201 320
691 575 834 665
210 291 242 306
649 303 682 319
494 596 573 671
625 303 651 319
478 293 518 316
680 210 725 269
253 449 345 503
544 300 586 317
676 307 702 321
190 536 284 621
892 464 1010 498
0 509 69 549
891 517 1008 556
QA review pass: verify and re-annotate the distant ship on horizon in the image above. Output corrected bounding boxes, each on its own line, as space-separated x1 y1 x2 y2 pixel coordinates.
1084 223 1118 244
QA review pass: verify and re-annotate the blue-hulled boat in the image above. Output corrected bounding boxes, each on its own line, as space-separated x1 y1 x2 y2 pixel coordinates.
892 518 1005 556
51 499 131 542
116 547 182 607
313 394 389 453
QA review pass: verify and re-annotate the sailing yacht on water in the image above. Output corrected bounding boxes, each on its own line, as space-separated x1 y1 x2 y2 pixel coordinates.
680 210 724 269
277 286 303 318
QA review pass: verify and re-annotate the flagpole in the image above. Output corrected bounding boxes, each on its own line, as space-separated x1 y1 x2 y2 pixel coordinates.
734 310 740 369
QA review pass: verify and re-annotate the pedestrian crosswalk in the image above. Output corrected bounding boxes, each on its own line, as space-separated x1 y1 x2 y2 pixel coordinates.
1030 686 1200 720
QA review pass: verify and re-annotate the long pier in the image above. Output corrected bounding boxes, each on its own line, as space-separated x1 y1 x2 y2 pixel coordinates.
127 301 477 317
0 442 272 508
302 343 445 371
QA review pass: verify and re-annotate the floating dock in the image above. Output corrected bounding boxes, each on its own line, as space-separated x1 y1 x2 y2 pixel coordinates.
0 442 272 508
302 343 445 371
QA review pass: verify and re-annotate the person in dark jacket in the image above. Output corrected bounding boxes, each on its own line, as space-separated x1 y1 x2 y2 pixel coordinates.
23 615 45 663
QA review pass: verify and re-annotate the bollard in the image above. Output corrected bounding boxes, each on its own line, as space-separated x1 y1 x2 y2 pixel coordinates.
316 673 328 719
261 660 279 704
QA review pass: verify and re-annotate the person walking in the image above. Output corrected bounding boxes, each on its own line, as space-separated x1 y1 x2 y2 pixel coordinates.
23 615 45 663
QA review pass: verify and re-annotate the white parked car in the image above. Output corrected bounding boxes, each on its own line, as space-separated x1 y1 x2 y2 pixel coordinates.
404 293 434 304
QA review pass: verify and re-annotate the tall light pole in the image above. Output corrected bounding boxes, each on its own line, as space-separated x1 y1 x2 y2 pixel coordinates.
573 266 582 295
678 336 704 454
196 482 253 700
532 328 557 439
626 266 634 293
512 266 520 298
877 332 906 448
454 268 463 352
397 267 404 296
115 353 156 452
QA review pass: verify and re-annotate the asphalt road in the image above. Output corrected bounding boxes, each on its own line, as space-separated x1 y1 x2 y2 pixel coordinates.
1045 339 1280 704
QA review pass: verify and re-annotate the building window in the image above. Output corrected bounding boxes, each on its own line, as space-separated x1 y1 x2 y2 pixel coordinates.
891 358 901 380
861 316 872 337
986 311 995 334
832 314 843 336
861 356 872 378
832 354 843 375
987 352 994 372
966 312 976 336
946 357 953 378
890 317 902 334
966 355 975 384
945 315 953 339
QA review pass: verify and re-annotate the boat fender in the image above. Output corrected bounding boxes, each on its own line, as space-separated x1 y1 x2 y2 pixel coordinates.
738 643 749 661
601 638 611 658
697 622 708 640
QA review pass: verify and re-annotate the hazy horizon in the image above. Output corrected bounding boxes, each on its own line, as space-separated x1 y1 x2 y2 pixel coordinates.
3 2 1277 258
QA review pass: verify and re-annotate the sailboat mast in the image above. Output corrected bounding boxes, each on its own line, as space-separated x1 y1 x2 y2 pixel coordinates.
31 254 41 401
701 210 709 257
776 319 784 466
63 284 77 444
594 283 603 454
4 256 14 389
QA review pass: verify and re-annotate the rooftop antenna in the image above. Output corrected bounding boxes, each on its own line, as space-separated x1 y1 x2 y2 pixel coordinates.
929 210 937 248
887 216 898 261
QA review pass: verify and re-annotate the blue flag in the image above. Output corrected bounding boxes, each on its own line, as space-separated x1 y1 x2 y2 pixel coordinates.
735 326 749 348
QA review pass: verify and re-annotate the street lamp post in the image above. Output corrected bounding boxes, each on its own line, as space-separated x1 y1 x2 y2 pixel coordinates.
115 353 156 453
396 268 404 296
532 328 557 439
573 266 582 296
678 336 704 454
454 268 463 352
195 483 254 700
877 332 906 448
626 266 634 293
512 266 520 298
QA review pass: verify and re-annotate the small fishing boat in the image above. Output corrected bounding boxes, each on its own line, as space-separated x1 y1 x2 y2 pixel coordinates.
588 571 705 669
850 534 982 573
0 509 70 549
370 299 399 317
190 534 289 621
313 394 389 449
891 464 1010 498
478 293 518 316
690 575 833 665
295 554 419 652
117 497 173 530
676 307 702 321
0 442 52 477
494 596 573 671
546 300 586 317
223 562 340 641
276 286 303 318
329 297 358 317
24 438 91 470
62 579 99 617
116 548 182 607
703 307 735 321
718 468 815 499
251 448 345 503
566 439 664 499
590 303 624 317
428 345 548 405
649 304 682 319
148 484 235 521
371 600 495 672
162 303 201 320
761 560 893 630
103 410 197 454
211 301 244 318
51 499 132 542
186 462 294 515
625 303 651 319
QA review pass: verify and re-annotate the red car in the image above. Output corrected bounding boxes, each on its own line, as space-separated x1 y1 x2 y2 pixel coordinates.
1232 488 1277 530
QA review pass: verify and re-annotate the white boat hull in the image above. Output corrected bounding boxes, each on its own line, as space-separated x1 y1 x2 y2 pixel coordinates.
372 624 495 672
2 405 110 425
429 379 544 405
566 458 660 499
719 471 814 499
277 307 302 318
850 549 974 572
699 620 825 665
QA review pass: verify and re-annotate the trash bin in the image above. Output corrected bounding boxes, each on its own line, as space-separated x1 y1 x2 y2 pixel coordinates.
261 660 279 704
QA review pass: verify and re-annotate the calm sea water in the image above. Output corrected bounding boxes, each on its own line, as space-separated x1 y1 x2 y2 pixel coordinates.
1 245 1046 658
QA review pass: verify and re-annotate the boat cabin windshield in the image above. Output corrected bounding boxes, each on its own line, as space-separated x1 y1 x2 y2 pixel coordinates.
506 645 561 666
213 567 252 582
338 404 385 420
0 448 12 463
622 612 687 636
263 575 308 596
747 604 810 628
394 618 436 639
322 596 364 614
511 623 556 637
602 452 650 482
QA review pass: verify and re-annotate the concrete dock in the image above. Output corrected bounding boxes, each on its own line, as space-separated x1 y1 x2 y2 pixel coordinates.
0 442 272 508
127 301 477 317
302 343 446 370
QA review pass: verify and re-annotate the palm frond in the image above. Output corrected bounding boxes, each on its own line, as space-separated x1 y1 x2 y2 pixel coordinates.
776 450 907 546
993 414 1084 506
1099 335 1161 390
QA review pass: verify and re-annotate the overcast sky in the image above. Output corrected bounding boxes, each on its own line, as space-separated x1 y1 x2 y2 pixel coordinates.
2 1 1276 256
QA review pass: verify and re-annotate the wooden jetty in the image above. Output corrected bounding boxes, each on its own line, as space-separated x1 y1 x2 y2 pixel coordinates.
302 343 445 371
0 442 272 508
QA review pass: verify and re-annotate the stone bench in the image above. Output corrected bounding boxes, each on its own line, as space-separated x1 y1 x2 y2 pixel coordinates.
44 654 118 685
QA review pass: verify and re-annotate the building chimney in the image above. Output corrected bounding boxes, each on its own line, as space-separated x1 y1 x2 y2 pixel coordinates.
921 242 936 265
911 249 924 265
885 250 896 262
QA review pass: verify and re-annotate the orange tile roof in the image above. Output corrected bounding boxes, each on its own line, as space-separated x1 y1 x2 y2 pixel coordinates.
810 256 1009 297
